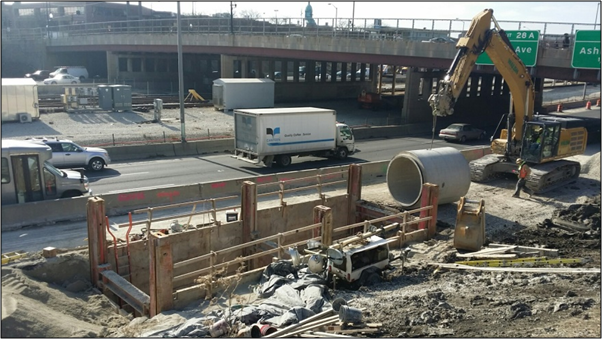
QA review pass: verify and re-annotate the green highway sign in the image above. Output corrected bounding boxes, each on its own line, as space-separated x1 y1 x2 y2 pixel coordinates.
476 30 540 67
571 30 601 69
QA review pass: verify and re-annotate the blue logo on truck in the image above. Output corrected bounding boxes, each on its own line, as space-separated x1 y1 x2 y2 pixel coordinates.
266 127 280 137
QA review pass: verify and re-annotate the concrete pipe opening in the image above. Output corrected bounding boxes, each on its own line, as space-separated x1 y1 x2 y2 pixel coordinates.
386 147 471 208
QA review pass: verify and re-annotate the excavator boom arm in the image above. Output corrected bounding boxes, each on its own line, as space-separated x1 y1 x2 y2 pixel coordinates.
428 8 535 142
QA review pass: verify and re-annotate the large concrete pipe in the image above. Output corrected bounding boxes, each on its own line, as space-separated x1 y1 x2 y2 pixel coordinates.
386 147 471 208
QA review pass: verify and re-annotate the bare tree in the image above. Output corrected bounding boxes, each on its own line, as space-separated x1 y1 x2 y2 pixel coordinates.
238 9 261 19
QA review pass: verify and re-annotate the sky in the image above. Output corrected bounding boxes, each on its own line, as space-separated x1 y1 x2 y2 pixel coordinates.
140 2 601 25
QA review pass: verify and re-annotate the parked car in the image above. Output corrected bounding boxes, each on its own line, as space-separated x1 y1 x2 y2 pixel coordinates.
336 70 351 80
27 137 111 171
356 69 370 77
49 66 89 80
43 74 81 85
422 37 457 44
25 70 52 81
439 123 486 143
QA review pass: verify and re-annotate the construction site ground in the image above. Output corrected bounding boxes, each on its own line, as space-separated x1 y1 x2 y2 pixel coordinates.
2 144 600 337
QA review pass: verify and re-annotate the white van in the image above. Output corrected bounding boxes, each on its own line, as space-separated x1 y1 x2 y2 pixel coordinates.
1 139 91 205
50 66 89 81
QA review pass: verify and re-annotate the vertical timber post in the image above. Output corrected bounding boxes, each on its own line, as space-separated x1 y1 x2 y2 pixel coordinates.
149 232 173 317
87 197 107 287
241 181 257 269
347 164 362 225
418 183 438 238
427 184 439 238
313 206 333 246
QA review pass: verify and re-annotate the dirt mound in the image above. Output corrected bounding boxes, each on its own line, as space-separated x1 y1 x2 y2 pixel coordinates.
1 251 130 337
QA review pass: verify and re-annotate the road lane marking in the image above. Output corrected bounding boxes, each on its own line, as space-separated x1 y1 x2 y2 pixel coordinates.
91 172 149 179
107 184 175 194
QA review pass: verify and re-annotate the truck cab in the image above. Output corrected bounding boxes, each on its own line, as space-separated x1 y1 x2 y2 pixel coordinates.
336 123 355 156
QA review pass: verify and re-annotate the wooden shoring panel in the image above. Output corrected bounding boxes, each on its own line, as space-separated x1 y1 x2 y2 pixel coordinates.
87 197 107 287
149 232 173 317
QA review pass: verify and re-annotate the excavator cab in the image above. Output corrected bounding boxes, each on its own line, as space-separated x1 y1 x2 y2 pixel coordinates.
520 122 559 164
520 119 586 165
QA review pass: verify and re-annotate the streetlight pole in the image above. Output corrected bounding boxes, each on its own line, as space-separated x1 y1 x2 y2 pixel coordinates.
230 2 236 35
595 2 600 29
351 1 355 32
176 2 186 142
328 3 338 33
274 9 278 26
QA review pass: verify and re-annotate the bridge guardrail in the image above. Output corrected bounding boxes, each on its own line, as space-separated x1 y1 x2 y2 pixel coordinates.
2 16 597 48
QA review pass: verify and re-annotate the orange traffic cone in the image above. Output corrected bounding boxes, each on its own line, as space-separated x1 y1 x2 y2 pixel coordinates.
596 98 600 107
557 103 563 112
586 101 592 110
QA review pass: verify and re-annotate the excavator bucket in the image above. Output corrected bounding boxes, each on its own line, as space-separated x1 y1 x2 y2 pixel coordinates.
453 197 486 251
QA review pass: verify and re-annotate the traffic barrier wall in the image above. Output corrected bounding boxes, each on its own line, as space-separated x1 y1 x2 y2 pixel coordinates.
1 196 88 231
173 142 199 157
99 183 202 215
197 139 233 155
360 160 389 182
106 143 175 161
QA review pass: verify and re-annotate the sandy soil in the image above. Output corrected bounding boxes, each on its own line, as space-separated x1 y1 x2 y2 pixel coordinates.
2 151 600 337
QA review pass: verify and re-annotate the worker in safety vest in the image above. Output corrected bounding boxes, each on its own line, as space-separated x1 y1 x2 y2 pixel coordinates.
512 158 535 198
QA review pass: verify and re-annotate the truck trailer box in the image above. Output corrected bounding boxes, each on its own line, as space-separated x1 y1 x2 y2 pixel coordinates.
213 78 275 111
1 78 40 122
234 107 337 156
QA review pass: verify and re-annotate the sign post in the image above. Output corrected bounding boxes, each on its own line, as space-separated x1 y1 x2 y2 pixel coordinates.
571 30 601 69
476 30 540 67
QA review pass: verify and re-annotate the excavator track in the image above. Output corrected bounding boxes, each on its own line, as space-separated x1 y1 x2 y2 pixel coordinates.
469 154 505 182
470 155 581 194
526 160 581 194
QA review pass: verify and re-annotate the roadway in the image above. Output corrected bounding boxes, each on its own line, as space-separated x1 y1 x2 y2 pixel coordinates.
86 135 482 195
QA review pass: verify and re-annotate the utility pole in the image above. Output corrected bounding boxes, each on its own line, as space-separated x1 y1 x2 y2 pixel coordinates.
351 1 355 32
177 2 186 142
230 2 236 34
595 2 600 29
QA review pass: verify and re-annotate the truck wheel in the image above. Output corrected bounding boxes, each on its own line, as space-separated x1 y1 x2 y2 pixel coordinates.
336 147 349 160
88 158 105 171
460 136 467 143
276 155 292 167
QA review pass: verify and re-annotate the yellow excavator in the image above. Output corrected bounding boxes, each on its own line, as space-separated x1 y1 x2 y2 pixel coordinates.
428 9 588 194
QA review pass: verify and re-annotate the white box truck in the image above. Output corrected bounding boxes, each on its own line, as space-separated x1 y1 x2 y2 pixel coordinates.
1 78 40 123
232 107 355 167
212 78 275 111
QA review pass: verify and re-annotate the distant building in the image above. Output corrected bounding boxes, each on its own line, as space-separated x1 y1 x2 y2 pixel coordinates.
304 2 316 27
1 2 173 30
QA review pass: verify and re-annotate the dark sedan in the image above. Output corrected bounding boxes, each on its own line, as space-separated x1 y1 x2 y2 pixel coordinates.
25 70 52 81
439 123 486 143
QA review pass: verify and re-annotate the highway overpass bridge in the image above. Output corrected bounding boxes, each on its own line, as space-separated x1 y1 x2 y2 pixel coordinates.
2 17 599 127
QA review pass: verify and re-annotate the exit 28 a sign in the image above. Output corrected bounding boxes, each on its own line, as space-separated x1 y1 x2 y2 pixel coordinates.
476 30 540 67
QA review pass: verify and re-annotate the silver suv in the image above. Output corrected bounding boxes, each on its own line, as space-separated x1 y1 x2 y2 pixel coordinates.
27 137 111 171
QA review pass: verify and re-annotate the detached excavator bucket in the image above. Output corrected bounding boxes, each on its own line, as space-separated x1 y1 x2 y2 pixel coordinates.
454 197 486 251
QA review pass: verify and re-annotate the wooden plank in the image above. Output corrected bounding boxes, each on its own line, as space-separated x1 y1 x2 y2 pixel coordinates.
455 253 518 259
488 243 558 257
466 246 517 254
430 263 600 274
101 270 150 315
